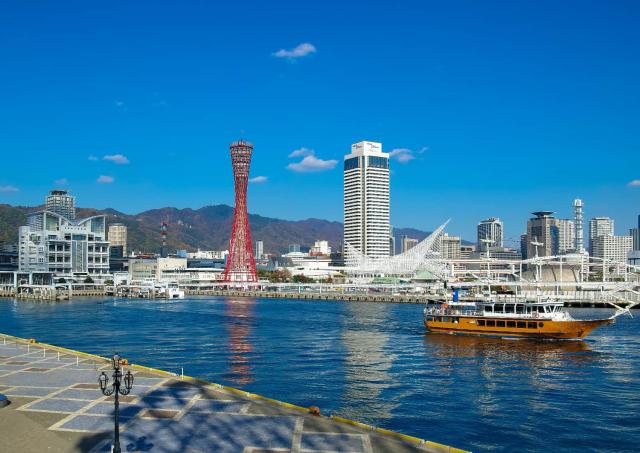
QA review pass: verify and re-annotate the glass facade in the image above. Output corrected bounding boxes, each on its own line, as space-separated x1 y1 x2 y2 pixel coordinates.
367 156 388 169
344 157 360 171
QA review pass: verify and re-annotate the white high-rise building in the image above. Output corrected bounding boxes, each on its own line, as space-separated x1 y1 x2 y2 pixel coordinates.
477 218 503 252
343 141 390 258
46 189 76 221
589 217 614 254
440 233 461 260
592 235 632 264
553 219 575 255
108 223 128 257
254 240 264 259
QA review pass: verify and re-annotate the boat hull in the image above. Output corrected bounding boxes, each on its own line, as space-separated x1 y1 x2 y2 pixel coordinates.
424 316 613 339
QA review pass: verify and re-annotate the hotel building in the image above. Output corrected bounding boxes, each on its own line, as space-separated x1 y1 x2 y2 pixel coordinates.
343 141 390 258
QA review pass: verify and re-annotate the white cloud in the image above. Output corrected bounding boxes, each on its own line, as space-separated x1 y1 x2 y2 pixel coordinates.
103 154 130 164
287 155 337 173
389 146 428 164
628 179 640 187
288 147 314 158
97 175 114 184
249 176 268 183
88 155 98 161
54 178 69 186
0 185 19 192
273 42 317 59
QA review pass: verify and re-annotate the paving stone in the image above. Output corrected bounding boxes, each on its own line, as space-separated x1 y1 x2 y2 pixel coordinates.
301 433 365 452
58 414 113 433
188 399 247 413
27 397 90 413
5 387 56 397
54 388 102 401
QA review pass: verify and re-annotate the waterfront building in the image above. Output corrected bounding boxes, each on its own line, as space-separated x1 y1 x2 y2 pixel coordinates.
108 223 128 257
19 191 109 275
46 189 76 221
526 211 557 258
460 245 475 260
477 218 503 251
187 249 229 260
255 240 264 260
401 236 419 253
0 243 19 271
129 257 187 282
310 240 331 256
440 234 461 260
289 244 301 254
589 217 614 254
553 219 575 255
343 141 390 258
592 235 632 263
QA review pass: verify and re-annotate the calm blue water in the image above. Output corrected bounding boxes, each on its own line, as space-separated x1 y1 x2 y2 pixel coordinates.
0 296 638 452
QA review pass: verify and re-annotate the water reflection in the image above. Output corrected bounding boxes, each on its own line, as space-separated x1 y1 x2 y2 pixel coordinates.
223 298 255 386
340 302 397 422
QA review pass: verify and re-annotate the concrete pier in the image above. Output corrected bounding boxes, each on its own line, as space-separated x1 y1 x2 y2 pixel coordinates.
0 333 467 453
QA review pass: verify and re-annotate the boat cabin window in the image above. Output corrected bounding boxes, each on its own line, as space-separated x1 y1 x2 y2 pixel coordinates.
539 322 544 328
477 320 486 326
485 306 493 313
505 305 515 313
517 321 526 328
497 321 506 327
494 305 504 313
515 305 524 314
527 322 537 328
486 320 495 327
507 321 516 327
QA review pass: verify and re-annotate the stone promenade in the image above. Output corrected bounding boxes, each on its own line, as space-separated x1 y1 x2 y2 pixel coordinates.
0 334 466 453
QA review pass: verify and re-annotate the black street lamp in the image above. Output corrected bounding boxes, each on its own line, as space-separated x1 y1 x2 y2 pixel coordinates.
99 353 134 453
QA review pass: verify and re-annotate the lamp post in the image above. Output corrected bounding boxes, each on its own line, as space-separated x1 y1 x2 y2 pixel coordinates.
99 354 134 453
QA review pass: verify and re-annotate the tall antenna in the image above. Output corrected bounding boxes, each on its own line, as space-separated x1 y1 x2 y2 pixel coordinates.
574 199 584 253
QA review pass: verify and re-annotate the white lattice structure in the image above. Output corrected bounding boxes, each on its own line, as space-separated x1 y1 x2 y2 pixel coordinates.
345 220 451 278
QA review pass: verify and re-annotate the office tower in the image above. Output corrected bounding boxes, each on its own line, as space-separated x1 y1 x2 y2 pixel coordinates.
631 215 640 252
477 218 503 252
401 236 419 253
592 235 632 263
589 217 614 254
108 223 128 257
520 234 528 260
255 240 264 259
553 219 575 255
343 141 390 258
46 189 76 220
440 233 461 260
526 211 557 258
573 199 585 253
223 140 257 283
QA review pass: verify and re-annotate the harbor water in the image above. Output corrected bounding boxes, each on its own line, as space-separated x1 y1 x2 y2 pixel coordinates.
0 296 638 452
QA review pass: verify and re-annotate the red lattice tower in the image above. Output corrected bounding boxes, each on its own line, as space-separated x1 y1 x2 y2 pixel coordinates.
223 140 258 284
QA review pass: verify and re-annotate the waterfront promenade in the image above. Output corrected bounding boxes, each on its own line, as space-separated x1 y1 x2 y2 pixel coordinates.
0 333 465 453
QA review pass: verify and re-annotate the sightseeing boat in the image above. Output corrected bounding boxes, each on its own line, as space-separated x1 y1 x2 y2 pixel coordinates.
423 299 617 339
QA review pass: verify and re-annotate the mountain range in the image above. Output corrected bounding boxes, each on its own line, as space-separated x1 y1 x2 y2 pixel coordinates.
0 203 469 254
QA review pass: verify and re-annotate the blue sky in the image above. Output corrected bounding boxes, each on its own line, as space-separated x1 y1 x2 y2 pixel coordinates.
0 0 639 243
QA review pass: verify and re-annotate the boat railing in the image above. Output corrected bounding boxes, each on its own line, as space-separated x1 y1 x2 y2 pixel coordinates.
424 307 573 321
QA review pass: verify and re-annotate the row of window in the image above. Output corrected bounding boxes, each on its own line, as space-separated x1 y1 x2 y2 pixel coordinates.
428 316 545 329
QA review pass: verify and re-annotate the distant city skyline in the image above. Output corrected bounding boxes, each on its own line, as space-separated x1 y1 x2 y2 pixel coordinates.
1 1 639 242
